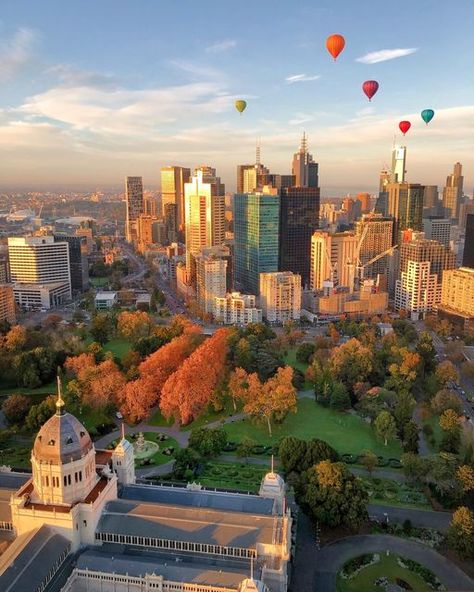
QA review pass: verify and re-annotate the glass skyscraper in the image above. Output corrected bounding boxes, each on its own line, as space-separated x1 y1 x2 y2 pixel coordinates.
234 189 280 295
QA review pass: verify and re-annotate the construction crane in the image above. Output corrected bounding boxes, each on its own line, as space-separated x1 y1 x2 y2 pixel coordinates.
347 244 398 293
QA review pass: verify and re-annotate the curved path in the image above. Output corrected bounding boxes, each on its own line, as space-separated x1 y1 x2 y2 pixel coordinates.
313 534 473 592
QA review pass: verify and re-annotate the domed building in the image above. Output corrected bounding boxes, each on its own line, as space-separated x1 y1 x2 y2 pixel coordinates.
0 377 291 592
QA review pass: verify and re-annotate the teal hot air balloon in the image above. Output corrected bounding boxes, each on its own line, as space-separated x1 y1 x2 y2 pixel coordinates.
421 109 435 125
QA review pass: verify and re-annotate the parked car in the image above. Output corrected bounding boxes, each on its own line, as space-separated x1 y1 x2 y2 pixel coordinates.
115 412 123 420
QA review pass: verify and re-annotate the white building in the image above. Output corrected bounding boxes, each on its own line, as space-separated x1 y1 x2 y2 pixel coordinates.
94 291 118 310
259 272 301 323
310 231 357 291
195 246 229 314
214 292 262 325
8 236 72 307
395 260 438 320
0 379 290 592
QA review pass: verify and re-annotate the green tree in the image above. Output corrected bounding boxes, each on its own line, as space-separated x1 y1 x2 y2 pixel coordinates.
188 427 227 457
393 391 416 434
329 382 351 410
172 448 200 480
90 313 111 345
401 453 431 484
236 437 255 463
435 360 459 387
304 460 368 530
25 396 56 431
360 450 378 476
447 507 474 559
279 437 308 474
296 342 315 364
431 389 463 416
374 411 397 446
402 420 419 454
2 394 31 425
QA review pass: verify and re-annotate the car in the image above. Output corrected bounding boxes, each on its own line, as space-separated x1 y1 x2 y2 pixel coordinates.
115 412 123 420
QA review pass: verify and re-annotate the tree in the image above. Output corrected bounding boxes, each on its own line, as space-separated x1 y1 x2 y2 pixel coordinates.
2 325 27 352
401 453 431 484
386 347 421 394
329 382 351 410
330 338 373 392
374 411 397 446
461 360 474 380
392 319 418 344
238 366 297 436
172 448 200 480
25 396 56 431
447 507 474 559
119 379 156 424
279 437 337 474
2 394 31 425
160 328 230 424
117 310 152 343
304 461 368 530
360 450 378 476
435 360 459 387
457 465 474 493
439 409 460 432
90 314 111 345
393 391 416 433
237 437 255 463
431 389 463 416
402 420 419 454
64 353 96 376
416 331 437 375
188 427 227 457
296 342 315 364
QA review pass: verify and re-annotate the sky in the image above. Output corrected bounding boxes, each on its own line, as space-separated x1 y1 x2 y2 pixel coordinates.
0 0 473 195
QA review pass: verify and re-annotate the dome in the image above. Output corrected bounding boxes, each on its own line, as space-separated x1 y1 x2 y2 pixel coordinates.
33 411 93 464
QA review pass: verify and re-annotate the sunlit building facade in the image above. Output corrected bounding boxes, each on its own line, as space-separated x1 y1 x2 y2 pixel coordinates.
125 176 144 244
259 271 301 323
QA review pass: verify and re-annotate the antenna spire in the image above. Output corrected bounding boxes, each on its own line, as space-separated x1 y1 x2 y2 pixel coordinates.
121 422 125 440
300 131 308 154
56 372 65 416
255 139 261 166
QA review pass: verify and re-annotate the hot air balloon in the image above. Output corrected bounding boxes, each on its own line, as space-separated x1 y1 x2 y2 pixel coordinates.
235 100 247 115
326 34 345 61
421 109 435 125
399 121 411 135
362 80 379 101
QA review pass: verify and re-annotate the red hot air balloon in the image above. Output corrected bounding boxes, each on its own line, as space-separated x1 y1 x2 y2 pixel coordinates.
362 80 379 101
326 34 345 61
399 121 411 135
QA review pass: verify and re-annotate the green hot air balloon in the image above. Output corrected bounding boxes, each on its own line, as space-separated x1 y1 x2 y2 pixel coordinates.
421 109 435 125
235 99 247 115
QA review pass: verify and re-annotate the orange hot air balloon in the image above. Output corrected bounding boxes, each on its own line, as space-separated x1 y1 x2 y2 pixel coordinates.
399 121 411 135
326 34 345 61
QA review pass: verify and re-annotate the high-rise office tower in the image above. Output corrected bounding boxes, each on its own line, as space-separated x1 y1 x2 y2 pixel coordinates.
386 182 424 244
125 176 144 243
423 185 439 212
161 166 191 238
391 146 407 183
195 247 229 314
443 162 463 221
399 237 455 288
234 187 280 295
237 146 270 193
354 213 394 281
53 234 89 292
8 236 72 308
422 217 451 249
357 193 371 214
463 213 474 267
459 200 474 230
440 267 474 320
259 271 302 323
0 257 9 283
310 231 358 290
184 169 225 280
279 186 320 286
291 133 319 188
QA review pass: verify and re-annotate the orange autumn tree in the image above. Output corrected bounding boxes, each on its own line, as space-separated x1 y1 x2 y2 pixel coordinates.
160 328 230 425
66 356 125 410
229 366 297 436
120 326 202 422
64 353 96 376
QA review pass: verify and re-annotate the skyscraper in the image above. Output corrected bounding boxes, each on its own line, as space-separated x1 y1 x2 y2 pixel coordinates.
234 187 280 295
357 192 372 214
463 213 474 267
195 247 229 314
53 234 89 292
310 231 357 290
259 271 302 323
386 182 424 244
279 185 320 286
422 217 451 249
160 166 191 239
125 176 144 243
291 133 319 188
391 146 407 183
354 213 394 281
443 162 463 221
184 169 225 280
399 237 455 287
423 185 439 212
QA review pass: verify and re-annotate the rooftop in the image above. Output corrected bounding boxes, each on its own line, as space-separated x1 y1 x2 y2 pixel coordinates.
95 291 117 300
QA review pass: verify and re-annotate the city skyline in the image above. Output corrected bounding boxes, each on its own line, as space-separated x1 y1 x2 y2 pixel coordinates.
0 0 473 193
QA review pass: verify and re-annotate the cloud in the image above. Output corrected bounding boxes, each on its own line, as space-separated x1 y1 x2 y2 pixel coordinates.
289 113 314 125
356 48 418 64
47 64 119 89
169 59 222 80
205 39 236 54
0 27 38 81
285 73 321 84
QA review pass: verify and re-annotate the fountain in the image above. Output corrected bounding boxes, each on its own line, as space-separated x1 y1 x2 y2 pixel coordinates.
132 432 160 460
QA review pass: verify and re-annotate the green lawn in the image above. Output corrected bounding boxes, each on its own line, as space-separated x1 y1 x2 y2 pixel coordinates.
283 347 313 389
359 476 431 510
223 399 403 458
103 338 132 359
182 399 238 432
337 554 436 592
108 432 179 467
90 277 109 287
148 409 174 427
0 437 34 469
0 380 56 398
198 461 266 492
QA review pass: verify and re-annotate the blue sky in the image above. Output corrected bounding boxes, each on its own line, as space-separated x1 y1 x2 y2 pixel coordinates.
0 0 473 194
